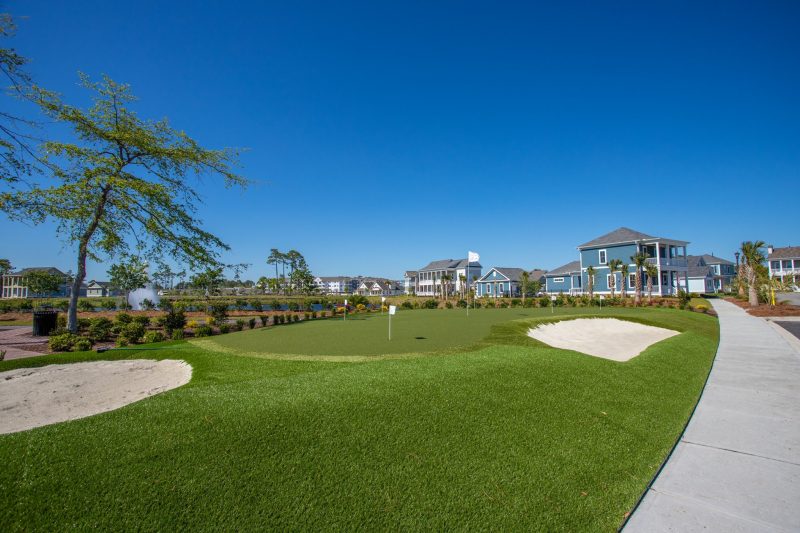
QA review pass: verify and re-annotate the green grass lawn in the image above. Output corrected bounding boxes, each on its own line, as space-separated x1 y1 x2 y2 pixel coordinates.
0 307 718 531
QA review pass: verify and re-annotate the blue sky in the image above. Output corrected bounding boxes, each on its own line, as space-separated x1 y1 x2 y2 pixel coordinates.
2 1 799 280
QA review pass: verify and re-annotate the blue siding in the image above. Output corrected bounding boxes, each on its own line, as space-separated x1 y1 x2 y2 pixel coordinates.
545 276 572 293
580 243 639 269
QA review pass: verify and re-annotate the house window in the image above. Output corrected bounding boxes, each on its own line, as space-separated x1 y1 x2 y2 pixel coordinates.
771 261 780 270
553 277 564 283
783 260 792 269
662 273 669 284
599 250 607 265
607 274 615 288
629 273 636 287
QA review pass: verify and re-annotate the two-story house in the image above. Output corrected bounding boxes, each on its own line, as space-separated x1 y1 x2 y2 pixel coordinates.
415 258 482 298
475 268 525 298
687 254 735 292
767 245 800 285
313 276 360 294
86 280 121 298
686 256 715 294
356 279 402 297
578 227 689 296
403 271 417 295
1 267 80 299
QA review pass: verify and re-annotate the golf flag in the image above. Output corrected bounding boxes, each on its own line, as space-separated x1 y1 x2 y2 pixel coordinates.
468 251 480 263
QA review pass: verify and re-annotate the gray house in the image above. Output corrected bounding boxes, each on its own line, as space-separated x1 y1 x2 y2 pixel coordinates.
688 254 734 292
1 267 79 299
545 261 582 295
415 258 482 298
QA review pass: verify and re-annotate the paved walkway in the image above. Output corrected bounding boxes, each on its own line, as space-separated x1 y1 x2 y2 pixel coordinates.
0 326 47 360
625 299 800 532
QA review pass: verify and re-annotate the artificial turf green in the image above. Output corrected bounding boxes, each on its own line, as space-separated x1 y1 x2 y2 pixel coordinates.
0 307 718 531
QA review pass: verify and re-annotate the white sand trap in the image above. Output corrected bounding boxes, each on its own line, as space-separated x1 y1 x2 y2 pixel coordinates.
528 318 678 361
0 359 191 435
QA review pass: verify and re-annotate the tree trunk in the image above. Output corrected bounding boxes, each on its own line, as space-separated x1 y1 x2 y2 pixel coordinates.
68 184 111 332
634 272 642 306
747 267 759 306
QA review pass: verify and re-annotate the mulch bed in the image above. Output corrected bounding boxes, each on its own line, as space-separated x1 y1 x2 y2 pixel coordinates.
724 297 800 317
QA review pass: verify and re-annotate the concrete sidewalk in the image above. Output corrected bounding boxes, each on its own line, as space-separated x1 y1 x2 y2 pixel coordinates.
625 299 800 532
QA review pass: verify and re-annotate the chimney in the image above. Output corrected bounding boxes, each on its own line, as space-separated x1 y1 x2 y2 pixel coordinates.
767 245 774 256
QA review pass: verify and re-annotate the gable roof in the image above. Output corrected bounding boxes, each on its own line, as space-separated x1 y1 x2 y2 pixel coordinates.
418 258 481 271
696 254 734 266
9 267 68 278
546 261 581 277
86 280 112 288
769 246 800 260
528 269 548 282
578 227 655 249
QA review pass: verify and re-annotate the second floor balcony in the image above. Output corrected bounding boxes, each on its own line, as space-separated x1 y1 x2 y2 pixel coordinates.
646 257 688 268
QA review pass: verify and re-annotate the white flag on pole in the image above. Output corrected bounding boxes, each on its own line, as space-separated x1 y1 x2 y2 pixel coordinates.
468 251 480 263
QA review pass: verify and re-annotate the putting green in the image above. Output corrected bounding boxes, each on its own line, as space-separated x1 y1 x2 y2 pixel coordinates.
192 307 691 360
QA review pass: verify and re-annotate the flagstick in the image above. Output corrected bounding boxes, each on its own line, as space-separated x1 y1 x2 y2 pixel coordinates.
466 256 469 317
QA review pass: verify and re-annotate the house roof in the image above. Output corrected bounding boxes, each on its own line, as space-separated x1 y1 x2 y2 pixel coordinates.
528 269 548 281
578 227 688 249
687 256 714 278
404 271 417 277
695 254 734 266
9 267 68 277
768 246 800 260
546 261 581 276
578 227 655 248
87 280 112 287
418 258 481 271
494 267 527 282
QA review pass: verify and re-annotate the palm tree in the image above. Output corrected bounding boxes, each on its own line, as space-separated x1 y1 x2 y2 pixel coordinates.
520 271 530 306
631 253 648 305
620 264 629 299
644 263 658 304
608 259 622 298
741 241 766 307
441 273 452 301
458 274 466 299
586 266 595 300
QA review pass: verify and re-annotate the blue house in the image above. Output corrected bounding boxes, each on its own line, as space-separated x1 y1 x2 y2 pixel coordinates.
578 227 689 296
475 267 525 298
544 261 582 294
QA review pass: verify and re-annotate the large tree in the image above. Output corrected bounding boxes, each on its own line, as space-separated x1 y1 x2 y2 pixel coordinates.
586 266 595 300
631 253 648 306
0 75 246 331
608 259 622 298
25 269 62 298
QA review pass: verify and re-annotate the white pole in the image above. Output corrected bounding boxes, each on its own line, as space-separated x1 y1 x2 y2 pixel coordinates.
389 312 392 340
466 258 469 317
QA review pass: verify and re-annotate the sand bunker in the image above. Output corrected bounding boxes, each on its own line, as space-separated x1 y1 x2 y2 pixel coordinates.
528 318 678 361
0 359 192 435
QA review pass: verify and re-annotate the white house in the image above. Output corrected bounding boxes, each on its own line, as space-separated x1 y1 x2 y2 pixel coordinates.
355 279 402 297
686 256 716 294
313 276 359 294
414 258 482 298
768 245 800 284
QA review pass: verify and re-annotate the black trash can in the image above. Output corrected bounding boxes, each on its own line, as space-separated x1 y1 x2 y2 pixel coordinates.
32 308 59 336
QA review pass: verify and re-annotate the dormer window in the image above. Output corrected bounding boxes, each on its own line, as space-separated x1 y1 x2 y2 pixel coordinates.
599 250 607 265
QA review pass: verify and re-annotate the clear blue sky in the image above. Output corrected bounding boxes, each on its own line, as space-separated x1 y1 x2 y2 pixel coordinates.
2 1 799 280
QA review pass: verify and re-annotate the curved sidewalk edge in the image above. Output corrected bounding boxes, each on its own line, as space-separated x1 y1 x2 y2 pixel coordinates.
624 299 800 532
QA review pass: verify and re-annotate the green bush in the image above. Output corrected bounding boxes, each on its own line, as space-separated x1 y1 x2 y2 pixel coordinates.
456 299 467 308
234 319 245 331
121 322 146 344
116 337 129 347
133 315 151 327
78 299 96 312
422 299 438 309
304 312 310 320
288 301 300 312
195 325 213 337
116 312 133 325
207 302 229 322
77 318 91 331
311 311 317 319
143 331 165 344
55 300 69 311
88 317 114 342
235 299 249 311
250 300 263 311
219 323 231 334
677 290 691 309
444 301 453 309
320 311 327 318
72 337 93 352
161 303 186 335
270 300 282 311
171 329 185 340
259 315 268 326
401 301 414 310
248 318 256 329
56 314 67 329
292 314 299 323
49 332 79 352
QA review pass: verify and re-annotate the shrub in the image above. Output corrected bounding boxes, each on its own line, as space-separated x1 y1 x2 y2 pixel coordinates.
259 315 268 326
143 331 165 344
171 329 185 340
304 312 310 320
187 319 199 329
250 300 263 311
234 319 245 331
235 299 249 311
208 302 229 322
57 314 67 329
311 311 317 319
116 337 129 347
219 323 231 334
206 316 216 326
141 298 157 310
356 303 366 312
422 299 438 309
349 294 369 307
195 325 213 337
677 290 691 309
445 301 453 309
293 314 299 323
88 317 114 342
695 304 709 313
133 315 151 327
49 332 79 352
246 318 255 329
498 301 509 308
116 312 133 325
72 337 93 352
121 322 146 344
270 300 282 311
0 349 5 361
162 304 186 335
511 298 521 307
288 301 300 312
77 318 91 331
401 301 414 310
55 300 69 311
456 299 468 308
78 299 96 312
320 311 327 318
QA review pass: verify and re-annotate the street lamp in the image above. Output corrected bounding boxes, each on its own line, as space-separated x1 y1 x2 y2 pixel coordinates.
735 251 740 272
